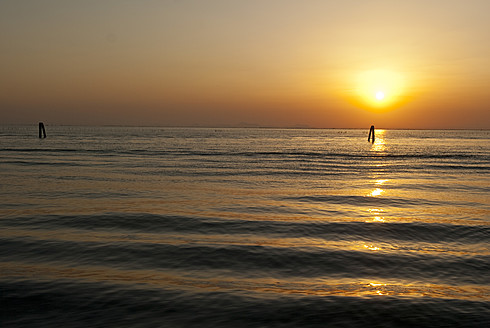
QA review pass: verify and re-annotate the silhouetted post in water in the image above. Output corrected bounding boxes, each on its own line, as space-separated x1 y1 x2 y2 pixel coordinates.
368 125 375 143
38 122 46 138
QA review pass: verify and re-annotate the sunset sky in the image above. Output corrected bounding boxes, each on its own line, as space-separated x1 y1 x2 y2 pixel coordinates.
1 0 489 128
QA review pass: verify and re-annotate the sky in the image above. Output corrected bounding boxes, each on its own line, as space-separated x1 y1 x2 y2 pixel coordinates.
1 0 489 128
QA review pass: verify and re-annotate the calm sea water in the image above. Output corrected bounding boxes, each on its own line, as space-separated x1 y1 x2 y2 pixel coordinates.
1 126 489 327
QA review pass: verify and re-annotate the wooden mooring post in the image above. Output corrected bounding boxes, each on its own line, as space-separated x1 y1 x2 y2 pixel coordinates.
39 122 47 138
368 125 375 143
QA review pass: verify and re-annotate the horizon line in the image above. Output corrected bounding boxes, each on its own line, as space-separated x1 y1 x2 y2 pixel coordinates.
1 123 489 131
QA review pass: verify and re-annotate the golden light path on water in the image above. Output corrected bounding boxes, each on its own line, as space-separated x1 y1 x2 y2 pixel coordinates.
363 130 390 296
366 129 388 224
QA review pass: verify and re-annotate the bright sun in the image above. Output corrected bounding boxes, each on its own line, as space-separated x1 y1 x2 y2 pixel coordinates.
349 69 406 111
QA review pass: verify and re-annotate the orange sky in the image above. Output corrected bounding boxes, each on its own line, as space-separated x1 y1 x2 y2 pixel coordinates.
1 0 489 128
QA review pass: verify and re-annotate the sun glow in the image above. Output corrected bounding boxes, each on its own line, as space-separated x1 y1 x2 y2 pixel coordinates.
348 69 407 112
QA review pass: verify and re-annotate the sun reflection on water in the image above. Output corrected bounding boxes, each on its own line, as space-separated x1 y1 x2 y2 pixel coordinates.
366 208 386 222
368 179 388 197
364 244 381 251
370 129 386 152
368 188 384 197
365 133 391 216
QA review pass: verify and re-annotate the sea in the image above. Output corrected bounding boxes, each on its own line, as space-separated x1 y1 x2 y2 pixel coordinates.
0 126 489 327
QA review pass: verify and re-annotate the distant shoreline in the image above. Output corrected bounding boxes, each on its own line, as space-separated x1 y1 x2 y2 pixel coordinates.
0 124 489 131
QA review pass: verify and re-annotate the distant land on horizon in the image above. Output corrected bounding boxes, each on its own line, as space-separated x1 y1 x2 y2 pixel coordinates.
3 122 489 131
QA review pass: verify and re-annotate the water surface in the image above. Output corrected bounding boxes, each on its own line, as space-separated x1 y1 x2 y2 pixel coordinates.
1 127 489 327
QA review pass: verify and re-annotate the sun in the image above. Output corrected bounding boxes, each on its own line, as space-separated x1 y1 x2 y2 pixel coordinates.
347 69 406 111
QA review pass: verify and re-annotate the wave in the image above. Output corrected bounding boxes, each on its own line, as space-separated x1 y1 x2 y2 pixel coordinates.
2 279 488 328
1 214 488 287
1 237 488 286
1 147 489 160
2 214 488 244
285 194 487 209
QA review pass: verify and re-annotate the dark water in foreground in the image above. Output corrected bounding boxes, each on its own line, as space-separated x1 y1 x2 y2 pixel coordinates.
1 126 489 327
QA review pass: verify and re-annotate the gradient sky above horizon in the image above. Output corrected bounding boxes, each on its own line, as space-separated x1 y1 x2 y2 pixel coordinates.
1 0 489 128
